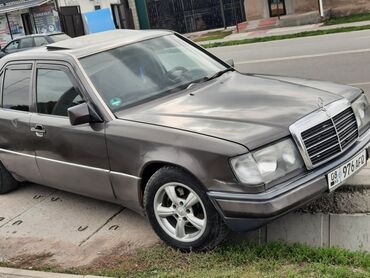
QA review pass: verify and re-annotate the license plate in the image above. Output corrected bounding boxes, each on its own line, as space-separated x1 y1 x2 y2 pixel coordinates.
327 150 367 191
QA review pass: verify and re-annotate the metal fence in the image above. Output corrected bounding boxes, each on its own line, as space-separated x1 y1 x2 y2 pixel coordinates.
145 0 245 33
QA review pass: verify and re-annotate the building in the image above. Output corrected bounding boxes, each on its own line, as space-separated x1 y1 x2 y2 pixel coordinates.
57 0 140 37
0 0 140 46
0 0 61 45
135 0 246 33
244 0 370 21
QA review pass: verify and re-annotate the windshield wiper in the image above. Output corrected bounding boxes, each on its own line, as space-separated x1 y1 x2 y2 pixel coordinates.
186 68 234 90
208 67 234 81
186 76 211 89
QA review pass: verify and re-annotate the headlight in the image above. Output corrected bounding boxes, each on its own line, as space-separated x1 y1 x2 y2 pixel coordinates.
230 139 304 185
352 94 370 133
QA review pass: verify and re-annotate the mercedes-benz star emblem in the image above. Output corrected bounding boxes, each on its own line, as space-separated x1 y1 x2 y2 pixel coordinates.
318 97 331 118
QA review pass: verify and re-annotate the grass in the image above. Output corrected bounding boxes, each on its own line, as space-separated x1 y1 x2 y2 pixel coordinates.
194 30 233 42
3 241 366 277
80 242 370 277
201 24 370 48
325 13 370 26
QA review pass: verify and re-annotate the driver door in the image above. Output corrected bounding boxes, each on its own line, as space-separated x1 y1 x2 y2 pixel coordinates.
30 62 114 201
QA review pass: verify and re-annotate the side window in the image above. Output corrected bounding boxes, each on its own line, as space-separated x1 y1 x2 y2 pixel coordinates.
36 68 84 116
19 38 34 49
34 36 49 47
2 66 32 112
4 40 20 52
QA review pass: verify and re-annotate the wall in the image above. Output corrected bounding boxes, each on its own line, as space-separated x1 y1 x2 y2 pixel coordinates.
58 0 140 29
244 0 269 20
127 0 139 29
244 0 370 21
289 0 318 14
324 0 370 16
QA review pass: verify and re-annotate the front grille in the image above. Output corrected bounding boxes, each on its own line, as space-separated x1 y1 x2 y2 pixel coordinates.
301 107 358 166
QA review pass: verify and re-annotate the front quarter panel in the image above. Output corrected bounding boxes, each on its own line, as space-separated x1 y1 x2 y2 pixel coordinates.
105 119 248 212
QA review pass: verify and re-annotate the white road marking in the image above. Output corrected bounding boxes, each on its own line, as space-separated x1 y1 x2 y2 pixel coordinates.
236 48 370 65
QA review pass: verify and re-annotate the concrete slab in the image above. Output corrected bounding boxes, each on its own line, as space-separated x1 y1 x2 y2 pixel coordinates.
266 213 330 248
82 209 158 252
0 189 122 245
0 184 55 228
0 184 159 268
227 227 267 245
329 214 370 251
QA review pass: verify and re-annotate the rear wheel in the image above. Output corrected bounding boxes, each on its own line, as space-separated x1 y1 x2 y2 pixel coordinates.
144 166 228 252
0 162 19 194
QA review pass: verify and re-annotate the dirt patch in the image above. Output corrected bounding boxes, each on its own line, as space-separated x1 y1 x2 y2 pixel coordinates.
0 235 158 270
3 252 54 270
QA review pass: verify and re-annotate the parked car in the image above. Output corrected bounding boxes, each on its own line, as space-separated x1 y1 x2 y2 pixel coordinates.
0 33 70 58
0 30 369 251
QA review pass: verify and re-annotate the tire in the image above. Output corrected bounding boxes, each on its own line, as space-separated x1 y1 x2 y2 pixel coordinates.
0 162 19 194
144 166 229 252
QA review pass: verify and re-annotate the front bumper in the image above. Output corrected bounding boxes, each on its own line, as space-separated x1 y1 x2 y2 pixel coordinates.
208 128 370 232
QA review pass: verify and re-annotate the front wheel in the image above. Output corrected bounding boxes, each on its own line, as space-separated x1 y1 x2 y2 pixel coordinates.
144 166 228 252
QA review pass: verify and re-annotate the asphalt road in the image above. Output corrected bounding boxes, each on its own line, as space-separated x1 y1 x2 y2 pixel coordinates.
209 29 370 99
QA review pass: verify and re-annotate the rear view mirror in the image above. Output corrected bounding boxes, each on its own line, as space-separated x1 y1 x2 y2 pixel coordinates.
68 102 103 126
225 58 234 67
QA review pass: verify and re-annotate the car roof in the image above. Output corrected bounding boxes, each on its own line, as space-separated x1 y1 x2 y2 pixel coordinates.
4 29 173 61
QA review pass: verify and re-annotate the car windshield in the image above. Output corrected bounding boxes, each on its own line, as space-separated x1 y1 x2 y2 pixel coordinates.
79 34 226 111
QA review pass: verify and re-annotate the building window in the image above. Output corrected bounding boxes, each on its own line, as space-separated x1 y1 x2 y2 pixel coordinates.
268 0 286 17
95 5 101 10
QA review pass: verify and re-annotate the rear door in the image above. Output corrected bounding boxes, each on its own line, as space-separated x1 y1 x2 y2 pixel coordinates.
29 62 114 201
0 63 42 183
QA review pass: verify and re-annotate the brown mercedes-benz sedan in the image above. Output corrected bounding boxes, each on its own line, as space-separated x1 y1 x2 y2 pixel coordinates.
0 30 369 251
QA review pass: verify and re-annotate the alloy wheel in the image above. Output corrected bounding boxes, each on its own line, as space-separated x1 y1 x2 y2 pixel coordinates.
153 182 207 242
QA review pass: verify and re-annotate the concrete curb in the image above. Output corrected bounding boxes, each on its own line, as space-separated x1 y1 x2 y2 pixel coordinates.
0 267 110 278
346 167 370 187
198 19 370 46
232 212 370 252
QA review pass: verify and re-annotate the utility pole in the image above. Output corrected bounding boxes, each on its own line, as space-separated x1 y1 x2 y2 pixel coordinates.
318 0 324 17
220 0 226 29
5 13 13 40
232 0 239 33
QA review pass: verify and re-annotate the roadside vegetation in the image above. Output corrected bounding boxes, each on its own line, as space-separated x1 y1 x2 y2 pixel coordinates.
77 242 370 277
201 24 370 48
194 30 233 42
2 241 368 277
325 13 370 26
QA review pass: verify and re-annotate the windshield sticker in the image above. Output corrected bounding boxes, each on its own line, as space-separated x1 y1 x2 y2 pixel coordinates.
109 97 122 107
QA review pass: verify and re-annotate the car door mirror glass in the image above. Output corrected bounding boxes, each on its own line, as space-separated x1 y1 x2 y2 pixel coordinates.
68 102 103 126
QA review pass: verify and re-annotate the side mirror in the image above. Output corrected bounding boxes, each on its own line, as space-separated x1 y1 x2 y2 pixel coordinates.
68 102 103 126
225 58 235 67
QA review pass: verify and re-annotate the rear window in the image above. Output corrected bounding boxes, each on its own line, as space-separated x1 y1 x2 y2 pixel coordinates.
49 34 71 42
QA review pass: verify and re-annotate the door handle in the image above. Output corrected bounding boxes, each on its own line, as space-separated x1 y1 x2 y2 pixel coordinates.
31 124 46 137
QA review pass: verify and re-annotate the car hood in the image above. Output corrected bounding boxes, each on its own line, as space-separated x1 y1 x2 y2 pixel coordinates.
116 72 362 150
